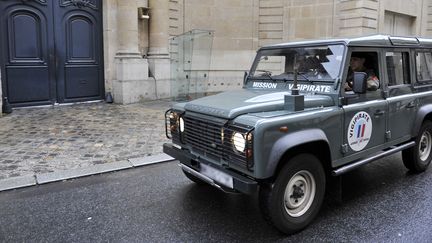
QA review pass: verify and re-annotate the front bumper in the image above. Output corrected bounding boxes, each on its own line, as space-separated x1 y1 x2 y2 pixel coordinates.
163 143 258 194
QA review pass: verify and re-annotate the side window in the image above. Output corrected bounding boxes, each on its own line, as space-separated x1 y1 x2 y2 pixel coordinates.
344 51 380 92
416 52 432 82
385 52 410 86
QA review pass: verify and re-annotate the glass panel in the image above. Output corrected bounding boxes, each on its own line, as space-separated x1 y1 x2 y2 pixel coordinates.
169 30 214 101
416 52 432 82
250 45 345 82
255 56 285 76
386 52 410 86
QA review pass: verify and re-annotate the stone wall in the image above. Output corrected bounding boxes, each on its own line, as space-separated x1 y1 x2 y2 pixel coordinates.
336 0 428 37
169 0 184 37
425 0 432 36
103 0 118 94
285 0 336 40
378 0 423 35
179 0 258 92
337 0 379 36
258 0 284 46
100 0 432 103
103 0 155 104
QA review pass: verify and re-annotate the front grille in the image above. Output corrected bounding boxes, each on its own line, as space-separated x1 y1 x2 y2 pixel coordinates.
184 115 224 158
183 114 254 170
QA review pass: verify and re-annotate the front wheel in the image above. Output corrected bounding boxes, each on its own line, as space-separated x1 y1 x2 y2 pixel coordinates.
402 121 432 173
259 154 326 235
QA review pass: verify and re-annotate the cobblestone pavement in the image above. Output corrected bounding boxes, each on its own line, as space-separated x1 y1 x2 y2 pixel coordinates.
0 100 173 180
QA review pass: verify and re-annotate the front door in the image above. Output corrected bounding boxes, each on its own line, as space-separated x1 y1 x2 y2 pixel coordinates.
343 98 388 157
342 50 388 158
0 0 104 107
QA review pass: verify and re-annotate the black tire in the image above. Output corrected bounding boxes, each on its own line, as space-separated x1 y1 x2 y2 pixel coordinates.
402 121 432 173
182 169 207 185
259 154 326 235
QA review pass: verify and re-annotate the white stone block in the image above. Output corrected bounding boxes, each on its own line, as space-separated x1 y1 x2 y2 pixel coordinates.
148 57 170 80
116 57 149 81
148 58 172 98
156 78 172 99
113 57 157 104
113 78 157 104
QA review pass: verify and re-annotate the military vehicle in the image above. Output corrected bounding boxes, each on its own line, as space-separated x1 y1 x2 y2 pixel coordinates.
163 35 432 234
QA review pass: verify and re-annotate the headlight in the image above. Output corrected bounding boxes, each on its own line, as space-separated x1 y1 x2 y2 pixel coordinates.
169 112 177 120
232 132 246 152
179 117 185 132
168 111 178 133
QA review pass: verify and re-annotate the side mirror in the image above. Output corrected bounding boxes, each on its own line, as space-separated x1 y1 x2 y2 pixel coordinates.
353 72 367 94
243 71 249 84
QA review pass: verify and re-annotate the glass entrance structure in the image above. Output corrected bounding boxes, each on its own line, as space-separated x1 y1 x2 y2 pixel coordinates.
169 30 214 101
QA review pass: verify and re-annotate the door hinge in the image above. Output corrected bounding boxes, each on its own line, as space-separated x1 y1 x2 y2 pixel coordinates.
386 131 391 140
341 144 349 154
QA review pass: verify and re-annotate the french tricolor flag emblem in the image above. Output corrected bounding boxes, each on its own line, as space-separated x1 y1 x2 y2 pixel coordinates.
357 123 366 138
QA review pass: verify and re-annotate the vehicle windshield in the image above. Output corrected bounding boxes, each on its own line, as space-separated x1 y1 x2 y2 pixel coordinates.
249 44 345 82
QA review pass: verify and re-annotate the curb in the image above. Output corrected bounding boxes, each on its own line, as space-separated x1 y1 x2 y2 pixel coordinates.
0 153 174 192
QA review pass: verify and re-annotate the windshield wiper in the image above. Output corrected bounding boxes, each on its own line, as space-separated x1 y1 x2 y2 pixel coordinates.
285 71 312 83
254 70 276 82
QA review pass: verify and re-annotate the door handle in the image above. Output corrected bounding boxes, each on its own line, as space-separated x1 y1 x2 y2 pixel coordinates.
406 101 416 109
374 110 385 116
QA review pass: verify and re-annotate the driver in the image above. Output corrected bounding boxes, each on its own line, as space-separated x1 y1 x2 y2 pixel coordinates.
345 52 379 91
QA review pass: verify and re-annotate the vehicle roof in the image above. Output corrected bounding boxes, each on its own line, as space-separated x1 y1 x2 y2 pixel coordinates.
260 35 432 50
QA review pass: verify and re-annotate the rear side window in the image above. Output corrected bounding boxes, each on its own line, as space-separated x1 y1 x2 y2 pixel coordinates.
386 52 410 86
416 52 432 82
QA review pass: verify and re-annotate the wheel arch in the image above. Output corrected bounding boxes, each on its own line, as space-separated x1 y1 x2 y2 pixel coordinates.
264 129 332 181
413 104 432 137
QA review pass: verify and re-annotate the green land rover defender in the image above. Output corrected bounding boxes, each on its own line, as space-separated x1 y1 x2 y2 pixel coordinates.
163 35 432 234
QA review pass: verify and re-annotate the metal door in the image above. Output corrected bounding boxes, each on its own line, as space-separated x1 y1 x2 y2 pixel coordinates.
54 0 104 103
341 50 388 159
343 99 388 157
0 0 56 106
0 0 104 107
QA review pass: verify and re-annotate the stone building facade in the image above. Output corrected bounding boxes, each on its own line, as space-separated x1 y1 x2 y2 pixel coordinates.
105 0 432 104
2 0 432 113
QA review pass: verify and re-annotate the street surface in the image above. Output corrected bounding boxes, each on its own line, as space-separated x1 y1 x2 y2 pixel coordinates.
0 153 431 242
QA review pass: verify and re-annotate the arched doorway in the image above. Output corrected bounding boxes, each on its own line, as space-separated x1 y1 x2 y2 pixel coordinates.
0 0 104 107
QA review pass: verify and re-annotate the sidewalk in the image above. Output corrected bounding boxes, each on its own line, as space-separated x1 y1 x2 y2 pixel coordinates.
0 100 174 189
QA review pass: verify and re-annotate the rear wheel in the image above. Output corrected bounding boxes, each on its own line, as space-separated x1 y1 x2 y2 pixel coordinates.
259 154 326 234
402 121 432 173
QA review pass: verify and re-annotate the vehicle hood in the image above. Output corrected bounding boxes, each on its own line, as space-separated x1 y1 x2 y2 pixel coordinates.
184 89 334 119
